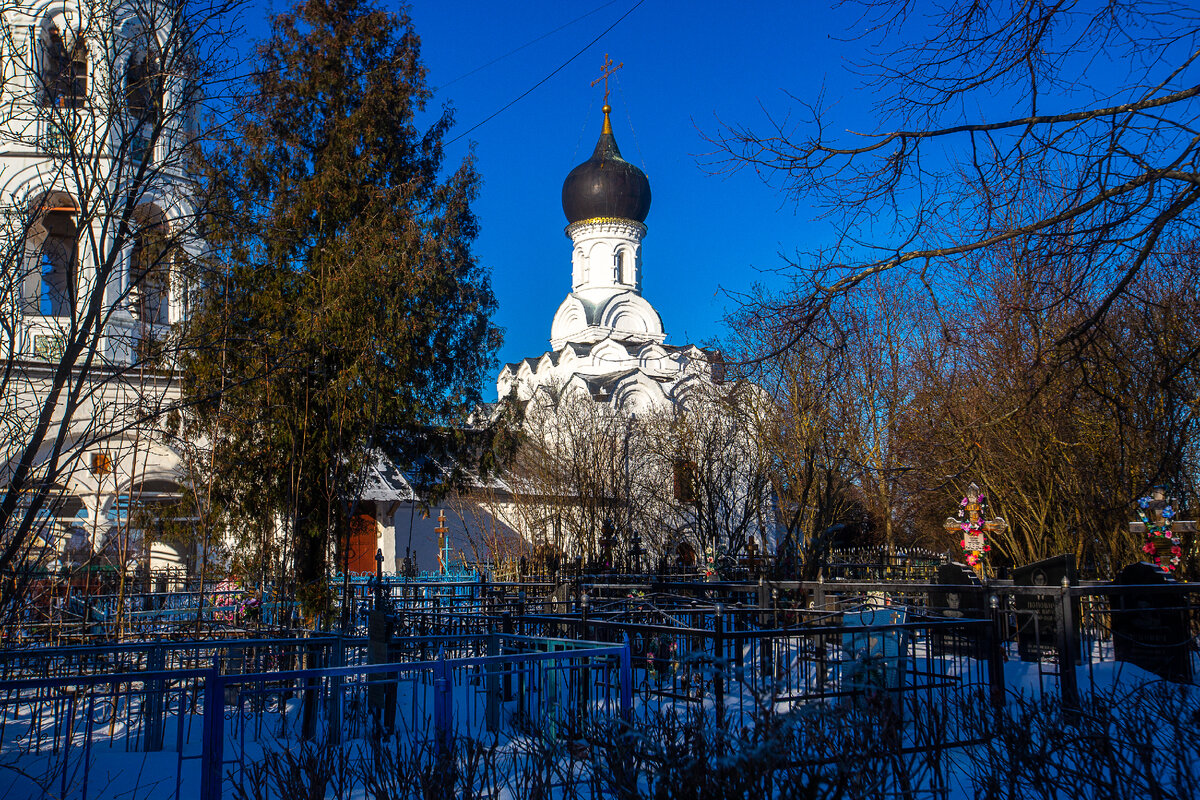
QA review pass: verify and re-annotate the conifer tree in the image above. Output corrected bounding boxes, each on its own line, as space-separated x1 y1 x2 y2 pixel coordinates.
184 0 499 615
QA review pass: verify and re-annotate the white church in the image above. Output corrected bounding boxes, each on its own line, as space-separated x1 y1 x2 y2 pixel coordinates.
495 101 723 413
397 100 763 575
0 0 764 583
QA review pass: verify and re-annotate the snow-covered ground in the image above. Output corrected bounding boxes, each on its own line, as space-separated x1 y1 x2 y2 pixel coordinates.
0 631 1196 799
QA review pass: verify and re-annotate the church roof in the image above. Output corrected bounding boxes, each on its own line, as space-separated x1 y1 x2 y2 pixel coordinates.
359 451 415 502
580 369 642 398
561 106 651 224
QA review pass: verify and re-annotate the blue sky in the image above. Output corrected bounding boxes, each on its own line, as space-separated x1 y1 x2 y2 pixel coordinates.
245 1 869 397
408 0 855 397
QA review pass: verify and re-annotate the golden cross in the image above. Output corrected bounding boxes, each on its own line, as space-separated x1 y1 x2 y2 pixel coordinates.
590 53 624 106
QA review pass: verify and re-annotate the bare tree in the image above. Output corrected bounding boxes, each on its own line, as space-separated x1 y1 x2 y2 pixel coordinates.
900 234 1200 574
727 277 918 578
636 380 775 566
0 0 236 616
709 2 1200 350
503 381 631 564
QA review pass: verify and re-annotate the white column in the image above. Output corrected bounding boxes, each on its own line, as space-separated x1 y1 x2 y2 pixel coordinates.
375 501 399 574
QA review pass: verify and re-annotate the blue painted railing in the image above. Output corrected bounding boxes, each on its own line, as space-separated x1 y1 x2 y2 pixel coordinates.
0 633 633 800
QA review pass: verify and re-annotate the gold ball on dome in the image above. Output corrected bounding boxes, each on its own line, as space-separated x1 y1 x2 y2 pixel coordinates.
603 104 611 114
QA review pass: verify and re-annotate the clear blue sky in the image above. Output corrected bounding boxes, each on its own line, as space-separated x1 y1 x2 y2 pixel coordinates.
247 1 864 398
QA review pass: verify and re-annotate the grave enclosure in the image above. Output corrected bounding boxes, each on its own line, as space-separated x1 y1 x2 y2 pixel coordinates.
1 556 1198 798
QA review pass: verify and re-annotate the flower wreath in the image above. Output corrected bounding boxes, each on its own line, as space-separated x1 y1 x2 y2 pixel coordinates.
644 633 678 679
212 579 263 622
1137 497 1183 572
699 546 722 580
958 494 992 569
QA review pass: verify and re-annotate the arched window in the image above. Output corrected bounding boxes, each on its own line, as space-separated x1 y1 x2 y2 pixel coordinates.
572 247 584 286
41 25 87 108
125 35 162 125
130 210 170 327
23 193 78 317
624 248 636 285
613 248 623 282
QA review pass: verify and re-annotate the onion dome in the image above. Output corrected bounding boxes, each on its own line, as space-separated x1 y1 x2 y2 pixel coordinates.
562 105 651 224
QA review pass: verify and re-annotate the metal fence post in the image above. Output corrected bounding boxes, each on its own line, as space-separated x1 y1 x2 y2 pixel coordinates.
502 612 514 701
328 634 344 745
619 634 633 722
1057 578 1080 711
713 605 725 730
200 667 224 800
301 639 321 741
434 647 452 757
486 633 500 733
987 593 1006 709
144 642 165 752
757 575 768 626
580 592 590 641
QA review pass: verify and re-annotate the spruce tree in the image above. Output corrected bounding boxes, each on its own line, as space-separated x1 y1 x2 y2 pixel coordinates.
184 0 499 616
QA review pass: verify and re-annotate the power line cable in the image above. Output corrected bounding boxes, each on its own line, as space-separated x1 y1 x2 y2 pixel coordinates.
438 0 621 91
614 73 648 174
446 0 645 146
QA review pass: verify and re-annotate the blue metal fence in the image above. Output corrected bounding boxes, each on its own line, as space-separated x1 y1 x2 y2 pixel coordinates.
0 634 632 800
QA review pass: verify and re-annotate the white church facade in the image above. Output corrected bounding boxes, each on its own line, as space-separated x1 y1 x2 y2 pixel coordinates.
496 103 724 415
424 100 773 573
0 0 202 581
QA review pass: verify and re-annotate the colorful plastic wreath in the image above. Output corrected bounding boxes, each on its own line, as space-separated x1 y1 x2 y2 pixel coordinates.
1137 497 1183 572
644 633 678 680
958 493 992 568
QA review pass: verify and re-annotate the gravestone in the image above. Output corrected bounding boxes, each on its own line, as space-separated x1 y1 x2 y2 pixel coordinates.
1110 562 1193 683
929 563 986 656
1013 553 1079 663
841 607 910 696
931 563 985 619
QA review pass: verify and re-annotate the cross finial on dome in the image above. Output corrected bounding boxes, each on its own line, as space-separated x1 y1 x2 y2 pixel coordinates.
590 53 623 133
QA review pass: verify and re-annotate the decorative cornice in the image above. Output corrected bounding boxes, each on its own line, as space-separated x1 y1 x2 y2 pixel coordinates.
564 217 646 240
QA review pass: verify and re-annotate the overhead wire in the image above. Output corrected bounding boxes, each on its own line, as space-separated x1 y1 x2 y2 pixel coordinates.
614 72 648 174
437 0 622 91
446 0 646 146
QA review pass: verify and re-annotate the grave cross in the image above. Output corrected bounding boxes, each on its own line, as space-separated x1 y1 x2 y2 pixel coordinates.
1129 489 1195 572
374 548 384 610
944 483 1007 577
434 510 451 575
745 537 760 570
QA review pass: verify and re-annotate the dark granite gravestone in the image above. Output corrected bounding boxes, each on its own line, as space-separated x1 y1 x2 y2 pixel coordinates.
929 563 986 656
1013 553 1079 663
1110 562 1193 683
931 563 985 619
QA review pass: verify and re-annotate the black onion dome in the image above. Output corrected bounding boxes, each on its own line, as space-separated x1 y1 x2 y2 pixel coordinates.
562 108 651 224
